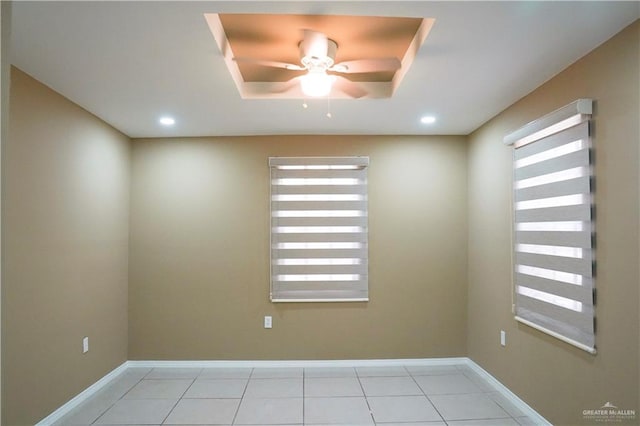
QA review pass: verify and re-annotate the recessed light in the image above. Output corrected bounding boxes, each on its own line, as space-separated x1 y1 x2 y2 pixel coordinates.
159 116 175 126
420 115 436 124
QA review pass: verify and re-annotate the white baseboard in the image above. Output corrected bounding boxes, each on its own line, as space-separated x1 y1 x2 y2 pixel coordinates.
36 361 129 426
126 357 469 369
37 357 550 426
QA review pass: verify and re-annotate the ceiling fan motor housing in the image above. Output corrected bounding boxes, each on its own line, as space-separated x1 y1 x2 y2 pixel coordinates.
300 39 337 70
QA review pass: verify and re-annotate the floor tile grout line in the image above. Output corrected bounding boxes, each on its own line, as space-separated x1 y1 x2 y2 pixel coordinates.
230 368 252 425
159 396 183 425
360 372 430 398
355 366 377 425
177 376 197 399
117 374 146 400
247 367 256 380
141 367 153 380
159 375 197 425
87 400 117 425
90 373 148 425
408 368 447 424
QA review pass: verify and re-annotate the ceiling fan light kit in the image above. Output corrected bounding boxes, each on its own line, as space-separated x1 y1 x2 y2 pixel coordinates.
300 69 336 97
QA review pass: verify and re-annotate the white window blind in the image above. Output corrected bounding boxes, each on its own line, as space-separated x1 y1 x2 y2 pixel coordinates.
269 157 369 302
505 99 596 354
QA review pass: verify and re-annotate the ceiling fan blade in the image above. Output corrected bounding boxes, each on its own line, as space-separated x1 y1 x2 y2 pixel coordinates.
266 76 303 94
301 29 328 59
331 58 401 74
233 57 305 71
333 76 367 99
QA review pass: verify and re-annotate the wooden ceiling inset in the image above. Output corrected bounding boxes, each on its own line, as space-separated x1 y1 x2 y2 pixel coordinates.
205 13 434 99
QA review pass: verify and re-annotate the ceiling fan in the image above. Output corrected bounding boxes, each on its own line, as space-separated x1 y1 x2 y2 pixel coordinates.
233 29 401 98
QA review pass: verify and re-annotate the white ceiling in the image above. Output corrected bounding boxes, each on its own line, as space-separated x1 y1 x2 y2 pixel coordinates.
9 1 640 138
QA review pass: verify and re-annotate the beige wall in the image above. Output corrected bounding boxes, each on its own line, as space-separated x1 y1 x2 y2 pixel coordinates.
2 68 131 426
0 2 12 422
467 20 639 425
129 135 468 360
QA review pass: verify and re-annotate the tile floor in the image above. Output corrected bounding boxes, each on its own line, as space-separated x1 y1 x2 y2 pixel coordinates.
53 364 543 426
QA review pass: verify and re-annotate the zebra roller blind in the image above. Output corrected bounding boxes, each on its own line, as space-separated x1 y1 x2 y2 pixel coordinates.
269 157 369 302
507 99 596 354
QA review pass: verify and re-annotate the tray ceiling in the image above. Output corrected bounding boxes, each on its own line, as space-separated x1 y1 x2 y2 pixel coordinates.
206 13 432 99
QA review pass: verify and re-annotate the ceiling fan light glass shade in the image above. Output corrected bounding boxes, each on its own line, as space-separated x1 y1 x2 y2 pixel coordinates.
300 70 336 97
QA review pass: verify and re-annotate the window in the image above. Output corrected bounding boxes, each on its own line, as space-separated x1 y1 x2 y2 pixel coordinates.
269 157 369 302
504 99 596 354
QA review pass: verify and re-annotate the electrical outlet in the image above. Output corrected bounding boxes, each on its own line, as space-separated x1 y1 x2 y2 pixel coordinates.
82 336 89 353
500 330 506 347
264 316 272 329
